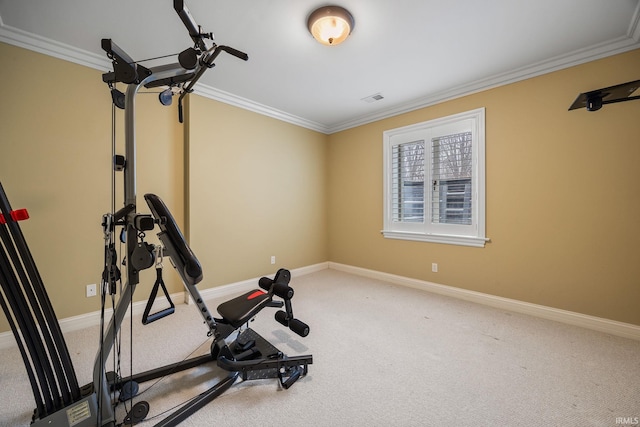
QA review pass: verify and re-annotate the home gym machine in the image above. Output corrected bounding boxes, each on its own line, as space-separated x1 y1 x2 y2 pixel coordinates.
0 1 312 426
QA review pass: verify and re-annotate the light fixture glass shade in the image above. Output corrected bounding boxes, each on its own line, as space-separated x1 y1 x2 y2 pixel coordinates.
307 6 354 46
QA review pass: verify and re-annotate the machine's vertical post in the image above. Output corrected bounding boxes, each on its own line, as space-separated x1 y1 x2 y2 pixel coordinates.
94 80 142 426
124 83 140 208
94 66 186 425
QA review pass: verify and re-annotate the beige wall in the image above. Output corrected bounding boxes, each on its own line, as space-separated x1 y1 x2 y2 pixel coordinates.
186 95 328 287
327 48 640 326
0 42 328 333
1 40 639 334
0 42 184 331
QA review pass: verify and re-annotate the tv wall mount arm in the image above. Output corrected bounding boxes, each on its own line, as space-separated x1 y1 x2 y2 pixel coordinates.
568 79 640 111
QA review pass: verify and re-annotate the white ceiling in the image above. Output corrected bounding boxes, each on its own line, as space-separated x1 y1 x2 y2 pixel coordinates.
1 0 639 133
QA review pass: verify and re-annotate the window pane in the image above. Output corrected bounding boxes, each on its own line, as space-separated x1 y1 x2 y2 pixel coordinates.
431 132 472 225
391 141 424 223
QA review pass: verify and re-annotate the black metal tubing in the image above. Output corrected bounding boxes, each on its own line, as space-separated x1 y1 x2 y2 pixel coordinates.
101 39 151 85
153 372 239 427
173 0 207 52
114 354 214 388
601 96 640 106
175 43 249 124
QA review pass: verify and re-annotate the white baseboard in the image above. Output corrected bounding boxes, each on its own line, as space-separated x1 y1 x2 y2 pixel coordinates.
193 262 329 303
328 262 640 341
0 292 186 350
0 262 329 350
4 260 636 348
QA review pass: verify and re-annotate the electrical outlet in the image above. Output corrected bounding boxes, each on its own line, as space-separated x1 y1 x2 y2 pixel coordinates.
86 283 97 298
431 263 438 273
271 256 276 265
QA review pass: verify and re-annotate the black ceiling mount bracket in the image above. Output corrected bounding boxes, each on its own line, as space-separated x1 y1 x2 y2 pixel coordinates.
569 79 640 111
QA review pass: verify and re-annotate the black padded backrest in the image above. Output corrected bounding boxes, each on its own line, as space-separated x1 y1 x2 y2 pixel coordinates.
144 193 203 285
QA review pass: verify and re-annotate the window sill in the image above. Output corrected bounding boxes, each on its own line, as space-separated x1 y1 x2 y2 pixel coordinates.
381 230 489 248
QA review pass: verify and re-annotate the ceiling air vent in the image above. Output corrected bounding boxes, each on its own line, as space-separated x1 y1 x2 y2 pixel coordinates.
361 93 384 103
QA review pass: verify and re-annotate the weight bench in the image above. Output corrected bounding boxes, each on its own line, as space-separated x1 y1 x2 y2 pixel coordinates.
0 183 312 426
144 193 312 387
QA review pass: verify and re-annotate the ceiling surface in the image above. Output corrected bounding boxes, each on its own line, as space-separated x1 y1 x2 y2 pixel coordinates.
1 0 639 133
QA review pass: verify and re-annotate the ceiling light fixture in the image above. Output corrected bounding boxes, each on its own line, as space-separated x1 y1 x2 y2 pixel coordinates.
307 6 355 46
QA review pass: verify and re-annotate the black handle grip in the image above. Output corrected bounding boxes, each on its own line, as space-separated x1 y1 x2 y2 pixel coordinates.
220 45 249 61
178 98 184 123
289 319 310 337
142 307 175 325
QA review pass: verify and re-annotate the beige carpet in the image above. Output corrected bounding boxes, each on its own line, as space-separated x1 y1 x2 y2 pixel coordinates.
1 269 639 426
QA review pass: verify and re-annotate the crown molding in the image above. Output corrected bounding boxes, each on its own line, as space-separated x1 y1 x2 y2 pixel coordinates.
328 2 640 133
328 34 640 133
0 20 110 71
0 18 331 134
192 84 331 134
2 8 639 136
629 0 640 42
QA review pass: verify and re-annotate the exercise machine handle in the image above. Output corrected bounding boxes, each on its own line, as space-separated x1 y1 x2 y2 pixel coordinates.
141 267 176 325
219 45 249 62
176 44 248 123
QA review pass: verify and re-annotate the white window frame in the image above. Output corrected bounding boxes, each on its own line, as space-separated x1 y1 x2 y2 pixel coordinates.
382 108 488 248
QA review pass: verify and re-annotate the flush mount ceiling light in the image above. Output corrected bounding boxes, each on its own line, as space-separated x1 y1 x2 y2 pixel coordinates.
307 6 355 46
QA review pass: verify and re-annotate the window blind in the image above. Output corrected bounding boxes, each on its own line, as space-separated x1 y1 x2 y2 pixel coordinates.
431 132 472 225
391 140 425 223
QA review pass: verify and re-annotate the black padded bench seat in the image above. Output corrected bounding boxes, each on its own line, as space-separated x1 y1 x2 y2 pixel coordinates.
217 290 273 328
